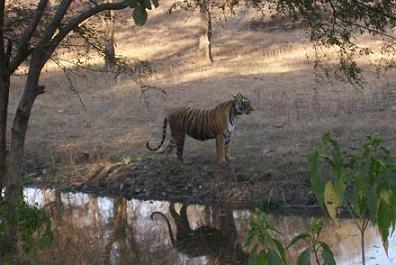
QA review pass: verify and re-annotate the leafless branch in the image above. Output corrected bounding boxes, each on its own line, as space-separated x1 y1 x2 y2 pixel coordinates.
88 0 99 7
41 0 72 44
10 0 49 73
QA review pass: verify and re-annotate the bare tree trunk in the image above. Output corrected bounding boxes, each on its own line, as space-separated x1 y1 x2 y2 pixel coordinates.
199 1 213 63
103 0 116 70
0 2 12 259
0 0 9 195
0 73 8 265
0 65 9 194
4 50 46 257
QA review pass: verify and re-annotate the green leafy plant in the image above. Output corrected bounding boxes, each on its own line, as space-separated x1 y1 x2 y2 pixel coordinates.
288 217 336 265
245 208 288 265
245 209 335 265
309 133 396 265
0 197 52 263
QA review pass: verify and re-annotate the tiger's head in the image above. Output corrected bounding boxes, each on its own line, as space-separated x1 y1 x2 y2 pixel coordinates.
232 93 254 115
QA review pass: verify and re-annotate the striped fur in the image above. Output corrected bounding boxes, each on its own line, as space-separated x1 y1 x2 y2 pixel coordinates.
146 93 254 165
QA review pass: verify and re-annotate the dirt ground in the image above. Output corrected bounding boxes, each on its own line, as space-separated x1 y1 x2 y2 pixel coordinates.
11 1 396 207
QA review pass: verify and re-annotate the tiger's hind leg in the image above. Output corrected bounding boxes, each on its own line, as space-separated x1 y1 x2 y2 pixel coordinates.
168 129 185 163
164 139 176 155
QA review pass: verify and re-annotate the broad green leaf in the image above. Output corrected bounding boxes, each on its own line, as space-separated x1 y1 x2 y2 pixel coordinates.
267 249 284 265
383 240 389 257
324 180 341 224
333 178 346 205
320 242 336 265
151 0 159 7
349 180 360 213
297 248 311 265
132 5 148 26
287 232 310 249
367 184 378 224
126 0 139 8
378 199 391 254
380 189 391 205
273 239 287 264
256 251 268 265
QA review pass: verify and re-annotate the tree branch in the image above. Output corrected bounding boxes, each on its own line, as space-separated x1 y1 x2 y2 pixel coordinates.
49 56 87 111
9 0 49 74
350 0 396 21
88 0 100 7
41 0 73 44
48 1 127 51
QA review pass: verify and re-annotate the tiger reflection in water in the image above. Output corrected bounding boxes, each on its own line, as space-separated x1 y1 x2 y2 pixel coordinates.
151 203 247 264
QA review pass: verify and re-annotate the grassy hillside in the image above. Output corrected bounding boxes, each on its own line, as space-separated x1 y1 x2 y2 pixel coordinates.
10 0 396 203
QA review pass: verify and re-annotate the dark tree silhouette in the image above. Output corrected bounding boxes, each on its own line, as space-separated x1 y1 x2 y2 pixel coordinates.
0 0 152 260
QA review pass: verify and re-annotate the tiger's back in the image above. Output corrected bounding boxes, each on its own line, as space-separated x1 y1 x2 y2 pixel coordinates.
168 102 231 141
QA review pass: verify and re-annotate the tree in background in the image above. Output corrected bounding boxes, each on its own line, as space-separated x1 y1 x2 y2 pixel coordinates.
169 0 213 63
198 0 213 62
170 0 396 81
265 0 396 85
103 0 117 70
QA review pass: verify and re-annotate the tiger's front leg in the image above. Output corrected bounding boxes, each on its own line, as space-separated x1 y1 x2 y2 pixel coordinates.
225 137 236 161
216 134 226 165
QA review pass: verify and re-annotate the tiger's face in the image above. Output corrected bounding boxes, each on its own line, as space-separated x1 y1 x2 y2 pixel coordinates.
233 93 254 115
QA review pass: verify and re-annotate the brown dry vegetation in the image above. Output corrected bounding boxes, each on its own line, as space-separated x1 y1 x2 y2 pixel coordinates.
11 1 396 206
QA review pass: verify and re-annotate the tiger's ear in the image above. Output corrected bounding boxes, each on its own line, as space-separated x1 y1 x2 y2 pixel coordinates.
233 93 243 100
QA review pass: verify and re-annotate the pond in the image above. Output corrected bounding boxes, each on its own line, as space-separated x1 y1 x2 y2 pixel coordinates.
24 187 395 265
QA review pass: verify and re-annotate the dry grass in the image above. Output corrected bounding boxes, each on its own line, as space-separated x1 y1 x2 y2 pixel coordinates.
9 0 396 187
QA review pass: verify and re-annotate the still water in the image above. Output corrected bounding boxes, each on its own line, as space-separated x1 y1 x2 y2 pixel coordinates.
24 187 395 265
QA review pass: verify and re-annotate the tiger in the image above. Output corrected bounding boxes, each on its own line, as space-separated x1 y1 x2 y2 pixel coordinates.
150 203 248 263
146 92 254 165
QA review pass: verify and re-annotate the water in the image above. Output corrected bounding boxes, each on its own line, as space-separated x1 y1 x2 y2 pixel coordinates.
24 187 396 265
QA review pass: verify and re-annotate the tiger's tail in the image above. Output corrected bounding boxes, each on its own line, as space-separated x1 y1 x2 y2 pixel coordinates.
146 118 168 151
